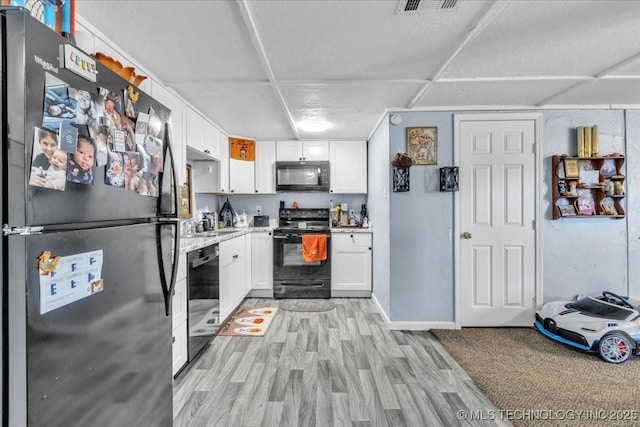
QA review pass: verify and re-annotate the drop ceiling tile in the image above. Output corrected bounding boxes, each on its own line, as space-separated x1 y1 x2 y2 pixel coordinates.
544 78 640 106
172 82 295 140
249 0 491 80
418 80 577 106
77 1 267 83
441 1 640 79
279 81 425 139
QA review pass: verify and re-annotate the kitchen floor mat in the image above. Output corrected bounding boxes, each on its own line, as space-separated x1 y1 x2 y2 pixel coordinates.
216 306 278 336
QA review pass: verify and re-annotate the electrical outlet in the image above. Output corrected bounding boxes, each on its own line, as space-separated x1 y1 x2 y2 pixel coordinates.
256 205 262 214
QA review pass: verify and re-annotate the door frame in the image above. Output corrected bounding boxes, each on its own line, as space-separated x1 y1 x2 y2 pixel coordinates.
453 113 543 328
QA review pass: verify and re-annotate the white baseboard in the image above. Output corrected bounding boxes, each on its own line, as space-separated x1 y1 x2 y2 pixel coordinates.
371 293 457 331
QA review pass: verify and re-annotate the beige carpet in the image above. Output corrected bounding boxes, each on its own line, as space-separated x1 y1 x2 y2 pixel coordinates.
431 327 640 427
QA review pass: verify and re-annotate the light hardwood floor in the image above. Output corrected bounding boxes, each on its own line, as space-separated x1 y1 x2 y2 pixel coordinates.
173 298 511 427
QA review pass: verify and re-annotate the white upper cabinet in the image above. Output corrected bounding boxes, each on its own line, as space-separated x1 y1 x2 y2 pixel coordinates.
229 158 255 194
276 140 329 161
219 136 229 193
330 140 367 194
186 107 207 155
202 120 221 160
255 140 276 194
150 81 186 185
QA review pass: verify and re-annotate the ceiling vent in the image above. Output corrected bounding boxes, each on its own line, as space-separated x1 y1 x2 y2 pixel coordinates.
397 0 462 15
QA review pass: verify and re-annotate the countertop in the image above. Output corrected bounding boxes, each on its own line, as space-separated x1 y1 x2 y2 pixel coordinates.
180 226 374 253
179 227 273 254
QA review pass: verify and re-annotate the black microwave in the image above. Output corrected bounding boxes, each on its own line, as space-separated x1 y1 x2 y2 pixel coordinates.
275 161 330 192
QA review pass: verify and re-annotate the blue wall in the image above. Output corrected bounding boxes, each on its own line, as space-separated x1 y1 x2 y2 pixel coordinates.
371 109 638 323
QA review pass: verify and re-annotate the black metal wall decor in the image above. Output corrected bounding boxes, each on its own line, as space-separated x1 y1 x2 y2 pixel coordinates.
439 167 459 192
393 167 410 192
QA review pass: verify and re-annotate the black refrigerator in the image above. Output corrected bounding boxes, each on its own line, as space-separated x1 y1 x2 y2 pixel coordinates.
1 8 178 427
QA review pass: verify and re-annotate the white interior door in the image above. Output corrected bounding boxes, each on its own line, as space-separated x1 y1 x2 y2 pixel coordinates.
456 115 539 326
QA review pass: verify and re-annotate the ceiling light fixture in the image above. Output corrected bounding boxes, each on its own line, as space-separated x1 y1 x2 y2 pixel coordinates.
299 121 329 132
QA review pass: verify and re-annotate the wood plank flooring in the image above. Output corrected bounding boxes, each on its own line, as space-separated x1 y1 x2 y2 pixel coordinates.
173 298 511 427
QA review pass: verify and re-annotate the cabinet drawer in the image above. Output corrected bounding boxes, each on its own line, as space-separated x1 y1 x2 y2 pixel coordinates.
220 235 245 260
333 233 372 247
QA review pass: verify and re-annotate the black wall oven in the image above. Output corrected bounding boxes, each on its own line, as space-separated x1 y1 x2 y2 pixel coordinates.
186 244 219 362
273 207 331 298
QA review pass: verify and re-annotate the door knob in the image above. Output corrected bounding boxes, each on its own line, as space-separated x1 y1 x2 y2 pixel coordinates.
462 232 472 239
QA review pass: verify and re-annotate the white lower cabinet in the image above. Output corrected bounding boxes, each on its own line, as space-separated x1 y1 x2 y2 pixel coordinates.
250 232 273 297
331 233 372 297
219 235 248 322
172 254 188 376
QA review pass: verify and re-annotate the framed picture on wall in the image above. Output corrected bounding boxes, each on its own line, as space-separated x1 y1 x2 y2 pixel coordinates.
406 127 437 165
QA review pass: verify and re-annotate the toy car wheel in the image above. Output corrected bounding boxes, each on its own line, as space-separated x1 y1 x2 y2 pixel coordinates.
598 334 633 364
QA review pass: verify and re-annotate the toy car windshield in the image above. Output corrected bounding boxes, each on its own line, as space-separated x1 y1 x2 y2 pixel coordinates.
567 297 633 320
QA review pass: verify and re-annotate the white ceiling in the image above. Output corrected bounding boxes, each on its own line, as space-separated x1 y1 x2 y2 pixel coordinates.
75 0 640 141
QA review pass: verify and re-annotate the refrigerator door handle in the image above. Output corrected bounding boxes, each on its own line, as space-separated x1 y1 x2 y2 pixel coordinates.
157 221 180 317
159 122 180 218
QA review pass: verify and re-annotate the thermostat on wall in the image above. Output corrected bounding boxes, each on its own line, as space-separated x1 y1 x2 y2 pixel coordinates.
390 114 402 125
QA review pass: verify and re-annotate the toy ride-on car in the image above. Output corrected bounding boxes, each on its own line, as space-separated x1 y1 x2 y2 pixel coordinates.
534 291 640 364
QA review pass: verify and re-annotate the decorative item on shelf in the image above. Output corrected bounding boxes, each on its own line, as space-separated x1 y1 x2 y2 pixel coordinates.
564 158 580 178
92 52 147 87
575 195 595 216
390 152 412 192
614 181 624 196
576 126 599 157
557 180 567 195
604 180 614 196
406 127 437 165
439 167 459 192
600 198 618 215
568 181 578 196
557 205 577 217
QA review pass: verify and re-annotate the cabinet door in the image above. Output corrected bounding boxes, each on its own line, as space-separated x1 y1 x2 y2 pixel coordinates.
303 140 329 160
276 140 302 161
219 135 230 193
202 120 221 160
229 159 255 193
171 277 188 375
330 140 367 194
186 107 205 154
219 236 247 321
151 81 187 185
251 232 273 290
255 140 276 193
172 319 187 376
331 233 372 292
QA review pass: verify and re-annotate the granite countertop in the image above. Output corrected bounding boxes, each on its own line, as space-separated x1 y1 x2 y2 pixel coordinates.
180 227 273 253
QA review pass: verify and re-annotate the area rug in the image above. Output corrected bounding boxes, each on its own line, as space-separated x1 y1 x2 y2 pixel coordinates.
278 299 336 312
431 327 640 426
216 306 278 336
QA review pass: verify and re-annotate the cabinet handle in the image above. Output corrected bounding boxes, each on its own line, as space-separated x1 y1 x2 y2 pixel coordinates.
255 190 258 193
369 247 372 250
330 189 333 193
268 232 272 236
204 149 210 154
172 336 175 344
350 234 354 238
230 189 235 193
233 254 239 259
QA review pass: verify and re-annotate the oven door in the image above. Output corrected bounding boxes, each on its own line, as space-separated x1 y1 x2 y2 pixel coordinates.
273 231 331 279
